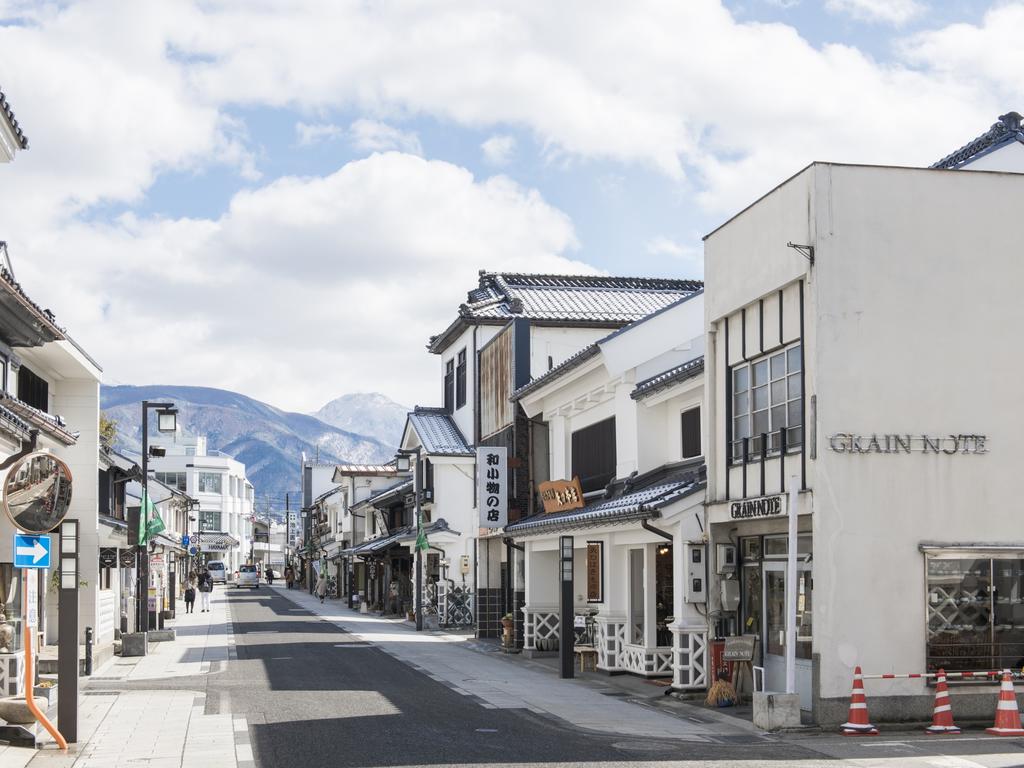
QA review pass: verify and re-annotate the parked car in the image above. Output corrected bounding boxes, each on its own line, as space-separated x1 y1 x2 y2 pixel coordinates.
235 564 259 589
207 560 227 584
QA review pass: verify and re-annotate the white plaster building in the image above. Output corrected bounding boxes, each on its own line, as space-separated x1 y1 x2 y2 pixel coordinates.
147 434 253 575
508 294 708 687
423 272 703 638
702 112 1024 723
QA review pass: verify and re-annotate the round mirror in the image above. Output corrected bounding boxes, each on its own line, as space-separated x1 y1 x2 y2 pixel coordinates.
3 452 73 534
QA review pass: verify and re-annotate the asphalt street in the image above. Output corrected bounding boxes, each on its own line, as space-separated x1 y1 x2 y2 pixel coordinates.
213 587 1024 768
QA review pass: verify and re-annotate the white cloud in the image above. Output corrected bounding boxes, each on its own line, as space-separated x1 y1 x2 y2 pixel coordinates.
10 153 586 410
348 119 422 156
646 235 702 274
295 121 344 146
481 134 516 165
826 0 925 25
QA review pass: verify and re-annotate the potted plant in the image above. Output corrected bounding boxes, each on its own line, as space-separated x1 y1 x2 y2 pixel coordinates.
500 612 515 648
33 679 57 707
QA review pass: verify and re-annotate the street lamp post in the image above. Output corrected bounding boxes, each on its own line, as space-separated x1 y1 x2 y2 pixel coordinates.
138 400 177 635
396 447 422 631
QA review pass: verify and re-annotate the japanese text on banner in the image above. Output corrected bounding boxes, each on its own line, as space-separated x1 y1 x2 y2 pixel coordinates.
477 446 508 528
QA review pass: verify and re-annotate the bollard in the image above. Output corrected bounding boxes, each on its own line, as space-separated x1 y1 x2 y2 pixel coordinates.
120 613 128 635
84 626 93 676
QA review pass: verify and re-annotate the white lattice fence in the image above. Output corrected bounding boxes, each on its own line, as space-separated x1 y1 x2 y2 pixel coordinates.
596 619 625 670
524 609 559 651
672 628 708 689
620 643 673 676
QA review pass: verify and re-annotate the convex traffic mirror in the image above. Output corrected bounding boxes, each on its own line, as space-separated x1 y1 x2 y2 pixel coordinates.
3 452 73 533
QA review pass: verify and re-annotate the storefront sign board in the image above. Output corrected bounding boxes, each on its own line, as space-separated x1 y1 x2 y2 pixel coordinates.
477 446 508 528
119 548 136 568
730 495 785 520
586 541 603 602
723 634 756 661
25 571 38 629
539 478 585 514
99 547 118 569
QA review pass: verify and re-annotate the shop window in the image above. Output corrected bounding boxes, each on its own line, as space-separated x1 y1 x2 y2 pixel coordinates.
198 472 222 494
17 365 48 412
926 554 1024 673
199 510 222 531
681 407 701 459
443 359 455 413
456 348 467 409
571 417 616 493
731 343 802 461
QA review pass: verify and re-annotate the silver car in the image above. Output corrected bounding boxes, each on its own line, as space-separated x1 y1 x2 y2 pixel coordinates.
235 564 259 589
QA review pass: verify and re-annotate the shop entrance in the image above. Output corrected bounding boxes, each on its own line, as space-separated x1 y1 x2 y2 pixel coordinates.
763 560 813 710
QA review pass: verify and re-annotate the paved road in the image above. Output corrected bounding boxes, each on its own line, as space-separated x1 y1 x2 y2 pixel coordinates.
220 586 820 767
212 587 1024 768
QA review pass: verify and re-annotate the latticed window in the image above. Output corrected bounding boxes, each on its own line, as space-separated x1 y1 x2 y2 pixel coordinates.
731 343 802 460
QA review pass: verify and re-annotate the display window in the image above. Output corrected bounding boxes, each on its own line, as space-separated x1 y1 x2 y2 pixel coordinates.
926 554 1024 672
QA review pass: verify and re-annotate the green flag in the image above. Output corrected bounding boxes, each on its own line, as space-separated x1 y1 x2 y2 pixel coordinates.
138 488 152 546
415 515 428 552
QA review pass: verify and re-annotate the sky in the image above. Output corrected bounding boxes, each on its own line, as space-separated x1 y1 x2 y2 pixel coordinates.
0 0 1019 414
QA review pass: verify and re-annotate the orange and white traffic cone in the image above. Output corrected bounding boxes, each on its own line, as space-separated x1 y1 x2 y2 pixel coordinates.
925 669 960 735
986 670 1024 736
841 666 879 735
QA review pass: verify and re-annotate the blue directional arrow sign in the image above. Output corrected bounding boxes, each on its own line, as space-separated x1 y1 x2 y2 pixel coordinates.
14 534 51 569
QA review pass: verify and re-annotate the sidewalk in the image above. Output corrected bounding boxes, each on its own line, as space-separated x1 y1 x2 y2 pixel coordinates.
269 584 760 743
0 586 249 768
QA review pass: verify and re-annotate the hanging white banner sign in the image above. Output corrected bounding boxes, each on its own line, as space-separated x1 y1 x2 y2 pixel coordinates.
477 446 508 528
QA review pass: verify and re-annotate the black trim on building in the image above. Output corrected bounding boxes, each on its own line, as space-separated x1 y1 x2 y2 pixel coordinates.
724 316 731 502
799 280 807 491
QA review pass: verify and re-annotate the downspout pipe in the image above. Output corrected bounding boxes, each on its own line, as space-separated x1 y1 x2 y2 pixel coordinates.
641 518 673 542
502 536 525 553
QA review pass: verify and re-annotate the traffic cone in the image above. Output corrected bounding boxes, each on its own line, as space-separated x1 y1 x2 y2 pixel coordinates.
840 666 879 735
925 669 960 734
986 670 1024 736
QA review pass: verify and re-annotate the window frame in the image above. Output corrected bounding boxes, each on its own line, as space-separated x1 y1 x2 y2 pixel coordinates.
680 406 701 460
443 358 455 413
571 416 617 494
730 342 802 462
455 348 467 409
197 472 223 494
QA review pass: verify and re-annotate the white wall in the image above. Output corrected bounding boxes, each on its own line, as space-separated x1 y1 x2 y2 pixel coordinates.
962 141 1024 173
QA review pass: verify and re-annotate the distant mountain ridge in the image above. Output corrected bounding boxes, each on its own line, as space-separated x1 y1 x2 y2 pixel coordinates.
101 384 400 500
312 392 409 447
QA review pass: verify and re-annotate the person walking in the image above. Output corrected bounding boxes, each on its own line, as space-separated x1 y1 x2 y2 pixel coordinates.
198 569 213 612
284 565 293 590
184 577 196 614
266 567 275 586
315 571 327 603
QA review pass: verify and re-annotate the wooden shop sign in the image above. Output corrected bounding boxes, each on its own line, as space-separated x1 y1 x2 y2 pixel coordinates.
723 634 757 662
586 541 603 602
539 477 585 514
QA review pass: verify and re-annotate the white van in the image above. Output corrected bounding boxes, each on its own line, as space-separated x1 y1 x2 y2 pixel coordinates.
206 560 227 584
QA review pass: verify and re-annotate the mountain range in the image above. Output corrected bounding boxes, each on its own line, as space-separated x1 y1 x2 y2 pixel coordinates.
100 385 409 502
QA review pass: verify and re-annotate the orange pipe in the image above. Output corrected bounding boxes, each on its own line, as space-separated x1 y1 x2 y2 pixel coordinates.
22 570 66 751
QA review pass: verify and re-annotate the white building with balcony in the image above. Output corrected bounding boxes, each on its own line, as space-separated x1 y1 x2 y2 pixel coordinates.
147 434 253 575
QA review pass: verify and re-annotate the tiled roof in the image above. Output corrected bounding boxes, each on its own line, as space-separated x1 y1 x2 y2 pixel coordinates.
0 393 78 445
631 357 705 400
407 407 473 456
429 272 702 353
333 463 397 474
0 87 28 150
344 518 457 556
0 402 31 442
506 478 704 535
0 261 66 347
506 462 705 536
312 485 345 506
931 112 1024 170
353 478 414 510
511 343 600 402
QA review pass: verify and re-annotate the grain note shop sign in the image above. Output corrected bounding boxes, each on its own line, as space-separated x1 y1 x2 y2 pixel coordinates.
828 433 988 455
730 494 785 521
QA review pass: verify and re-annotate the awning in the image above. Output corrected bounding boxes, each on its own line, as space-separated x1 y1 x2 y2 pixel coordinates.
195 531 240 552
343 519 460 557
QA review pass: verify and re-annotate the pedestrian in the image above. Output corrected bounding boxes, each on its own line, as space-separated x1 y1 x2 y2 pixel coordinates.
284 566 293 589
315 571 327 603
198 569 213 612
266 567 275 586
184 578 196 614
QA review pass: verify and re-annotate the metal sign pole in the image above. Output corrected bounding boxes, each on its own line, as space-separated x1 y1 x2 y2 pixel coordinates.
559 535 574 679
58 520 79 743
785 476 798 695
